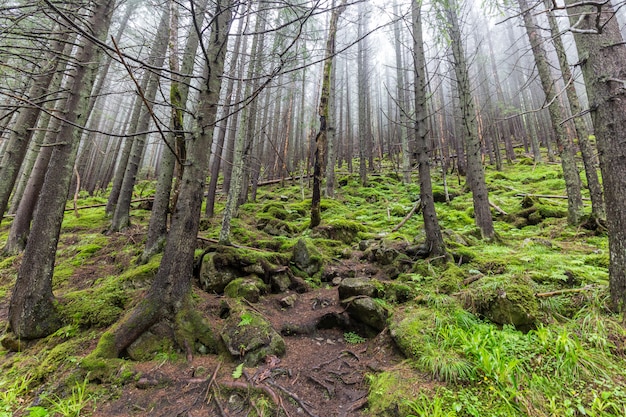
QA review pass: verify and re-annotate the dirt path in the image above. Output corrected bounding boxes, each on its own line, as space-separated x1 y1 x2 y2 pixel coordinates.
93 287 403 417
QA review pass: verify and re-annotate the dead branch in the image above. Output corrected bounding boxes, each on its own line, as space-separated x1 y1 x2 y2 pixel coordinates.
61 197 154 212
391 199 421 233
535 285 595 298
463 273 485 286
516 193 590 201
257 174 313 187
307 374 334 397
489 201 508 216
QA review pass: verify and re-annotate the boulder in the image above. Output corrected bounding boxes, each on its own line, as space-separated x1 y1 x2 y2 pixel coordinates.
198 252 239 293
338 277 377 299
221 309 285 366
224 276 267 303
342 296 389 331
292 238 322 276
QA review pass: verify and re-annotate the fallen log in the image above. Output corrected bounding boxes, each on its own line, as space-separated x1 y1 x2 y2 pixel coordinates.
390 199 421 233
515 193 590 201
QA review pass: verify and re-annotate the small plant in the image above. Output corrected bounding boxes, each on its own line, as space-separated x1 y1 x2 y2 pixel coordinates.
238 312 253 327
43 377 92 417
344 332 366 344
232 363 244 379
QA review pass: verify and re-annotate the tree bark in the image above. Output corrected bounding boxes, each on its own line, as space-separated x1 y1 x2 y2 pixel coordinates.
92 0 233 358
9 0 116 339
563 0 626 314
444 1 495 239
518 0 584 225
412 0 447 258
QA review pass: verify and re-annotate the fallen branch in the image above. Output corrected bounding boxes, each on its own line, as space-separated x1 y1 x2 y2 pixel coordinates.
462 273 484 286
489 201 508 216
516 193 590 201
535 285 595 298
391 199 421 233
257 174 313 187
62 197 154 212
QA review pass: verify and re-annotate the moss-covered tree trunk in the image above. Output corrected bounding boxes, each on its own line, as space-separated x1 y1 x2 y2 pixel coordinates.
311 0 346 228
444 1 495 240
9 0 116 339
412 0 446 258
92 0 233 358
563 0 626 314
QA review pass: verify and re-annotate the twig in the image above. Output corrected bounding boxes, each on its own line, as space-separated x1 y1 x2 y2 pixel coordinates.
391 199 421 232
535 285 595 298
266 380 319 417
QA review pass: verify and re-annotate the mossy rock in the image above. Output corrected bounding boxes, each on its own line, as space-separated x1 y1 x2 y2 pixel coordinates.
291 238 323 277
312 219 365 244
342 296 389 331
465 276 538 328
59 282 128 328
221 308 285 366
338 277 377 300
437 265 466 294
256 217 296 236
378 281 416 303
198 252 239 293
224 276 267 303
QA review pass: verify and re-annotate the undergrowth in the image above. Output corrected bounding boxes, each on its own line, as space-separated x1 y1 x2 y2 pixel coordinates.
0 157 623 416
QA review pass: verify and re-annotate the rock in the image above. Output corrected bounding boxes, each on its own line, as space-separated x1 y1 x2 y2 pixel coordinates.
221 309 285 366
280 294 298 308
469 277 539 328
312 221 363 244
292 238 322 276
358 240 371 251
374 247 399 266
198 252 239 293
224 276 267 303
332 277 342 286
338 277 377 299
0 334 25 352
271 272 292 293
342 296 389 331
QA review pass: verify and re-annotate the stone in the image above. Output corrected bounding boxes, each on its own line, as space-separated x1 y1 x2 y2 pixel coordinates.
0 334 25 352
224 276 267 303
198 252 239 293
221 309 285 366
271 273 292 293
292 238 322 276
338 277 377 300
280 294 298 308
342 296 389 331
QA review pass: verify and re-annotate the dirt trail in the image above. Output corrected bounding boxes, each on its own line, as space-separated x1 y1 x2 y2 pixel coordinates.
93 287 403 417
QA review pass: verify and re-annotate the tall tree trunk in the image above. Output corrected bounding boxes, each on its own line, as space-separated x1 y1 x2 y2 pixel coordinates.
9 0 116 339
357 3 368 186
311 0 346 228
141 0 209 263
0 30 68 222
394 0 411 183
545 1 605 220
109 7 170 232
444 2 495 239
518 0 584 225
412 0 446 258
92 0 233 357
563 0 626 314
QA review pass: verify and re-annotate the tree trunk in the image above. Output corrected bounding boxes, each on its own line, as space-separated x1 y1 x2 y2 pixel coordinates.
141 0 208 263
519 0 584 225
311 0 346 228
563 0 626 314
545 1 605 220
444 2 495 239
109 7 170 232
9 0 116 339
412 1 447 258
92 0 233 358
0 30 68 222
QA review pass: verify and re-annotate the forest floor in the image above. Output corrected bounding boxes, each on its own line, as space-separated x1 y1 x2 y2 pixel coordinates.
2 157 626 417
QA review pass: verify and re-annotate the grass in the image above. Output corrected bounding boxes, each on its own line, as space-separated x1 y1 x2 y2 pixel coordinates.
0 157 624 416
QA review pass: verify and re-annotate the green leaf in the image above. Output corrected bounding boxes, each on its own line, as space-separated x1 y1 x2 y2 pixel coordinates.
232 363 244 379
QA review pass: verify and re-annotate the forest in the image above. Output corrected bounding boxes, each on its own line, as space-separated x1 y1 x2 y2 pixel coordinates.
2 0 626 415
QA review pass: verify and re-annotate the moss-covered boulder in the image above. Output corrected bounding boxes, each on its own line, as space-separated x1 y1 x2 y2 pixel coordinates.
198 252 240 293
291 238 322 276
342 296 389 331
224 276 267 303
311 220 365 244
221 309 285 366
465 276 538 328
338 277 377 299
126 323 175 361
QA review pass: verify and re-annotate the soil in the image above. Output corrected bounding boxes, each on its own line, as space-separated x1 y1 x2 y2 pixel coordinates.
91 286 404 417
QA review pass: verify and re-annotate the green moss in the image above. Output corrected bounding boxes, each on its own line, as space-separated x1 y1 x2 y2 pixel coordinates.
367 369 423 416
437 265 467 294
59 279 129 328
